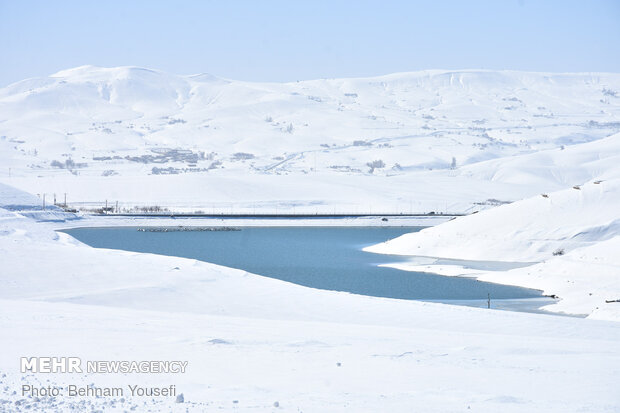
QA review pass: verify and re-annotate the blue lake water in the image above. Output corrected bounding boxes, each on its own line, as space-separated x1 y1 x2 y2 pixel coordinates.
63 226 550 311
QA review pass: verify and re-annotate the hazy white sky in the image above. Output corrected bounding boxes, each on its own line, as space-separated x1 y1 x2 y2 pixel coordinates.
1 0 619 86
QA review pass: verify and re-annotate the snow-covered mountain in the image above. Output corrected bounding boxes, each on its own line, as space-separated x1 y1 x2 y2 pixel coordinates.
1 66 619 212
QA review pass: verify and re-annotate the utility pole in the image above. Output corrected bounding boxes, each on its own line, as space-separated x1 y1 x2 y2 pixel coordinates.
64 193 67 207
487 293 491 309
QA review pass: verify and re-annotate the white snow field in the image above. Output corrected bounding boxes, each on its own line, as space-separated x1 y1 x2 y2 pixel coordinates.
1 187 619 412
1 67 620 411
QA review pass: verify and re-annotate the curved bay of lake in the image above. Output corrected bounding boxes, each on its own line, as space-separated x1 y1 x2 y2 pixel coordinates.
64 226 553 312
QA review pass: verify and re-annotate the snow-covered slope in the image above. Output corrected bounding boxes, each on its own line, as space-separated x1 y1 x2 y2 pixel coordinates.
367 178 620 261
366 177 620 318
0 182 42 210
1 66 619 212
461 131 620 189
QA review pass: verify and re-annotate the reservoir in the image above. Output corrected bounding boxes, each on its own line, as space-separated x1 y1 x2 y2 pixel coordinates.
63 226 552 312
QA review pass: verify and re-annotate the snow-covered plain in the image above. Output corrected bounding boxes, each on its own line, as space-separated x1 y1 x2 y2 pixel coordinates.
1 66 620 411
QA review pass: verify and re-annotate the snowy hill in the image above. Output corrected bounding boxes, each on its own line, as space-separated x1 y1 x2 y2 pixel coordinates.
1 66 619 211
366 177 620 318
367 177 620 261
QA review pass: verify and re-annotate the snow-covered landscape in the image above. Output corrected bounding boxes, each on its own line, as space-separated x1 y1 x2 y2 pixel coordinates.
1 66 619 412
2 66 619 212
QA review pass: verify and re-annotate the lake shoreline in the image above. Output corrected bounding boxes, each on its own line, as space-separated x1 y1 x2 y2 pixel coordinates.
62 225 552 315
